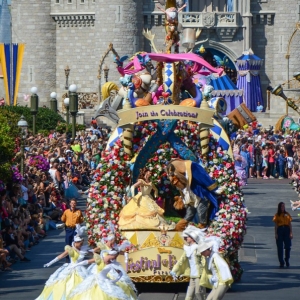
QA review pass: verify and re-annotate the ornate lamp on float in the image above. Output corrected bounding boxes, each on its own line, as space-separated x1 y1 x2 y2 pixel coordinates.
103 65 109 83
181 28 196 50
50 92 58 113
30 87 39 135
17 115 28 176
69 84 78 139
269 82 300 115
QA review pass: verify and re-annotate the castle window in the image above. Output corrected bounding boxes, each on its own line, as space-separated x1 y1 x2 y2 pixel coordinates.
55 0 60 3
80 0 85 3
67 0 72 4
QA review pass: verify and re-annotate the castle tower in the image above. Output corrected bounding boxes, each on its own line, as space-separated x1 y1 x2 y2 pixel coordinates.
10 0 56 105
0 0 11 43
11 0 143 106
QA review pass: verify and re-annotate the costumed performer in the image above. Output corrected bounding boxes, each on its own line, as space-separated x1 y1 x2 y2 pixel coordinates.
68 249 138 300
35 235 88 300
166 159 224 230
170 225 206 300
87 225 119 275
118 168 175 230
198 238 233 300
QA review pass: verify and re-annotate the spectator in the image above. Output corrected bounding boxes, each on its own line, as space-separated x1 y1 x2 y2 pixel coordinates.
285 139 294 178
256 101 264 112
61 199 84 247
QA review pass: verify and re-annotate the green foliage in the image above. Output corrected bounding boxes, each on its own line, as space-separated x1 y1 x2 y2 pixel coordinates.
56 123 86 134
38 129 50 136
0 114 16 181
1 106 65 132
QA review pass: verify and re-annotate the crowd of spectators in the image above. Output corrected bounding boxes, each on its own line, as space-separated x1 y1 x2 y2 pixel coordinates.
1 116 300 273
0 121 111 272
232 123 300 181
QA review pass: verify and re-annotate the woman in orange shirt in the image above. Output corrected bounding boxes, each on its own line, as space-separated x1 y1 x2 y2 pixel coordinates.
273 202 293 267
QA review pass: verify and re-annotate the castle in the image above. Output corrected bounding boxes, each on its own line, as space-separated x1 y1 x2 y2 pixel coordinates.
1 0 300 125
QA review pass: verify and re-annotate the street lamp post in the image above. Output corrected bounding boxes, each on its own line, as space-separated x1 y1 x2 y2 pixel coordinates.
17 115 28 177
30 87 39 135
69 84 78 140
64 65 70 90
50 92 58 112
64 97 70 126
103 65 109 82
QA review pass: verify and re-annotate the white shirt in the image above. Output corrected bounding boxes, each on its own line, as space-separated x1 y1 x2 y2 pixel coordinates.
184 244 199 277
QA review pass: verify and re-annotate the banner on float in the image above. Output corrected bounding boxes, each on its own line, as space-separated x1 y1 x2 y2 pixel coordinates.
117 230 189 283
117 105 214 127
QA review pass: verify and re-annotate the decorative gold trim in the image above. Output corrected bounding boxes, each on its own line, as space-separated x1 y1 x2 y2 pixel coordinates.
207 182 218 191
131 275 189 283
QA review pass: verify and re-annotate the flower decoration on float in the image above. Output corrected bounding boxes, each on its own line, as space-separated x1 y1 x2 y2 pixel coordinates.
86 120 248 281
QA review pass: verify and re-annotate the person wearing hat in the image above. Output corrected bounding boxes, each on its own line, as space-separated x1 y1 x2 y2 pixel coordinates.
167 159 223 230
198 239 233 300
170 226 206 300
36 235 88 300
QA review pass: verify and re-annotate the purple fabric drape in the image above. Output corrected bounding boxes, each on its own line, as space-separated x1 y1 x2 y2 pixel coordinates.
236 62 264 112
226 95 243 115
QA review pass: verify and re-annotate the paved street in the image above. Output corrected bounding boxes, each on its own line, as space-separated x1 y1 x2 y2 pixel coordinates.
1 180 300 300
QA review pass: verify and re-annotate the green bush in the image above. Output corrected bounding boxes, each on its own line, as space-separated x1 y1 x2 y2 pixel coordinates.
38 129 50 136
0 113 16 181
1 105 65 132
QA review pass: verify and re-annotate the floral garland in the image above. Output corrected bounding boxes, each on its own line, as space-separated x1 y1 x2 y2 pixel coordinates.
11 165 23 183
85 140 131 247
28 155 50 172
86 120 247 281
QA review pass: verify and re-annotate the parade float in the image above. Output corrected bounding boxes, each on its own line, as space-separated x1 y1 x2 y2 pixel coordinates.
86 0 250 284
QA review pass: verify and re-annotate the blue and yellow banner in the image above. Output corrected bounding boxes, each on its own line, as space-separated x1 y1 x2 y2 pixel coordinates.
0 43 25 106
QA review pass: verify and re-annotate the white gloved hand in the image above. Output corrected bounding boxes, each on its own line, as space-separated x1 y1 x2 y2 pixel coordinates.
44 257 59 268
210 275 218 287
170 271 178 281
72 260 89 268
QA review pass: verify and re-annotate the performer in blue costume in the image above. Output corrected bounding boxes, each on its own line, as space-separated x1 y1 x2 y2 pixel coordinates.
167 159 223 230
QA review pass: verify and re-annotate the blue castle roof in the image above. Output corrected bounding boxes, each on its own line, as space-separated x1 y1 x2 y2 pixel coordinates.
0 0 11 44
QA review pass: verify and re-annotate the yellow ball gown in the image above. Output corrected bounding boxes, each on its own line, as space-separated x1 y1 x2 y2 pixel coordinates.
118 180 175 230
68 254 138 300
36 245 88 300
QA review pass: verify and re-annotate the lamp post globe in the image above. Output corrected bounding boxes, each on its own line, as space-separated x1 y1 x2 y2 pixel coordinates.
30 87 38 94
50 92 58 113
69 84 77 93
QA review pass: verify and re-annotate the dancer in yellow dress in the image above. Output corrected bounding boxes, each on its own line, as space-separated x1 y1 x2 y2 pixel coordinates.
68 250 138 300
118 168 175 230
36 235 88 300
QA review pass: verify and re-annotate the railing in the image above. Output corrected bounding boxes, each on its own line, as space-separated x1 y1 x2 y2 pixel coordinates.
143 11 240 28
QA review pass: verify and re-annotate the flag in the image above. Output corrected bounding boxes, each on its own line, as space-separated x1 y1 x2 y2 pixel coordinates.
0 43 25 106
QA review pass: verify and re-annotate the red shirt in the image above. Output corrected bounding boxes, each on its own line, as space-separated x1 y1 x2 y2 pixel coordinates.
268 149 275 163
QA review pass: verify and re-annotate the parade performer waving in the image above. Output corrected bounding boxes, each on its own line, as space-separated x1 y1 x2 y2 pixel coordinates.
170 225 206 300
68 248 138 300
36 235 88 300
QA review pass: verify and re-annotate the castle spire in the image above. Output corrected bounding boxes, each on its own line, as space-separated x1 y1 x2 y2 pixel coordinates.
0 0 11 44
